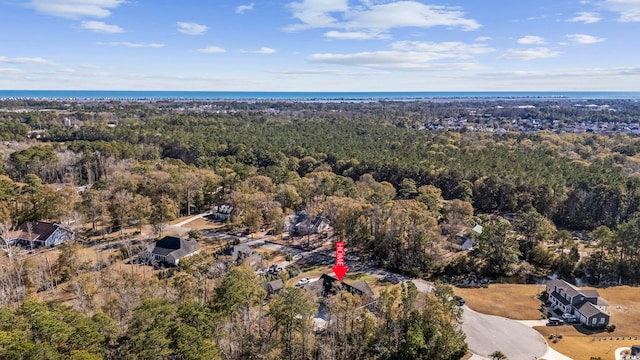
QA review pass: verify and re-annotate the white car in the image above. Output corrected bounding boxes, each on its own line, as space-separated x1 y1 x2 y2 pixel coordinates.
562 313 577 322
296 278 310 287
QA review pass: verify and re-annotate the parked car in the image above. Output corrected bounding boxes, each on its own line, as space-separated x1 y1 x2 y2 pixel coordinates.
296 278 310 287
562 313 577 322
547 317 563 326
454 296 465 306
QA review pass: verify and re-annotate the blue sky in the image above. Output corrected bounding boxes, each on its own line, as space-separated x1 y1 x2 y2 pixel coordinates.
1 0 639 91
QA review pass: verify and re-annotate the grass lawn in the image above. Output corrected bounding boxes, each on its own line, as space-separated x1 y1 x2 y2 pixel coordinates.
536 326 639 360
454 284 544 320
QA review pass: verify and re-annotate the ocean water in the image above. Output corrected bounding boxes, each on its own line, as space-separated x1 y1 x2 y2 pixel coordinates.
0 90 639 101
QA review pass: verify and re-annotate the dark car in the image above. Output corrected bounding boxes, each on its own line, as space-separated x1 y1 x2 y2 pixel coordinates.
547 317 563 326
454 296 465 306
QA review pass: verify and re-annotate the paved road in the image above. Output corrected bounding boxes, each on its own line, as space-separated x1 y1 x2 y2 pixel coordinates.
462 306 548 360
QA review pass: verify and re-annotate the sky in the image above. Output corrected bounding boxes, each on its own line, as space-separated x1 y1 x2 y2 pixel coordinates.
1 0 640 91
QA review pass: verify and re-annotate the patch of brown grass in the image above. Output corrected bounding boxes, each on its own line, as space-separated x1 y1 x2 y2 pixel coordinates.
596 286 640 336
454 284 544 320
536 326 639 360
183 218 224 231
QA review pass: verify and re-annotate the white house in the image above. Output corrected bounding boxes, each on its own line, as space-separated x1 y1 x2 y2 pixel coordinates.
546 279 610 328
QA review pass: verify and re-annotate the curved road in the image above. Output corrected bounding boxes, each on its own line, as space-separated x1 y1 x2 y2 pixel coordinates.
462 306 548 360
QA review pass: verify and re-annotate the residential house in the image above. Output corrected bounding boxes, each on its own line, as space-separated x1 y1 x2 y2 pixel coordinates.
310 273 377 307
7 222 74 248
212 204 234 221
452 224 483 251
546 279 610 328
221 244 262 267
630 345 640 356
286 211 330 236
143 236 201 266
266 279 284 296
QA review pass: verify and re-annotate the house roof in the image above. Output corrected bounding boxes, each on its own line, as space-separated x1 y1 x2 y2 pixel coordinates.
548 279 582 298
581 289 600 298
472 224 483 234
351 280 374 297
550 290 570 306
152 236 201 259
577 301 608 319
222 244 252 259
452 236 472 246
13 222 61 241
267 279 284 292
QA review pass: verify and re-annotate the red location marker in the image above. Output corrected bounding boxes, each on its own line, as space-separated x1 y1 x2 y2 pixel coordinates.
332 241 349 281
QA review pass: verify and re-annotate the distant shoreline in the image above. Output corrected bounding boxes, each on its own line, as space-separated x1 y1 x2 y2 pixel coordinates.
1 90 640 101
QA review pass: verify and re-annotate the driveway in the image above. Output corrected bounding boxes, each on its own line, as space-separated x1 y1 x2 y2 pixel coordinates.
462 306 548 360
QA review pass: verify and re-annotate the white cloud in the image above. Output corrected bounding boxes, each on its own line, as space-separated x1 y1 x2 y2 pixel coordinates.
602 0 640 22
500 47 560 60
98 42 165 48
566 34 606 44
390 41 495 57
26 0 125 19
568 12 602 23
287 0 480 32
242 47 277 54
271 69 387 76
324 30 390 40
0 56 52 65
517 35 545 45
475 36 492 42
177 22 208 35
308 40 493 71
236 3 255 14
0 68 24 75
80 20 123 33
197 46 227 53
288 0 348 29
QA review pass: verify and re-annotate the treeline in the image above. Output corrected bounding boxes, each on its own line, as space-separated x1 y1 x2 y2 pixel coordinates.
31 111 640 230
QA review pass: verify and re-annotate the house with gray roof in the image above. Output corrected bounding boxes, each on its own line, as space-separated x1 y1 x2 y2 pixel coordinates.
7 222 74 248
143 236 201 266
546 279 610 328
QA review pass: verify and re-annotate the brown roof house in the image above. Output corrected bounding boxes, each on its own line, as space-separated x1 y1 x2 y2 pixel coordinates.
266 279 285 296
7 222 74 248
142 236 201 266
546 279 610 328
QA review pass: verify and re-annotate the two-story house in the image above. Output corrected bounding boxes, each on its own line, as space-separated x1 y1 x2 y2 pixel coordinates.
546 279 610 328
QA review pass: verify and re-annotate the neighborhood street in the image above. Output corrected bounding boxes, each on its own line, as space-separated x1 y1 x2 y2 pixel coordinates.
462 306 548 360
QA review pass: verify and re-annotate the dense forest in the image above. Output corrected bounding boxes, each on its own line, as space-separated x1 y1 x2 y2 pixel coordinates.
2 98 640 358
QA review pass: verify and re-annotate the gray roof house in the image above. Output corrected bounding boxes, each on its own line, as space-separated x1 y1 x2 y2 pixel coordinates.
546 279 610 328
144 236 201 266
7 222 74 248
286 211 330 236
452 224 482 251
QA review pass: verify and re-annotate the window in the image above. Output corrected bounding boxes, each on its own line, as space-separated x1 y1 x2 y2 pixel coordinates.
600 318 606 324
591 318 597 325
